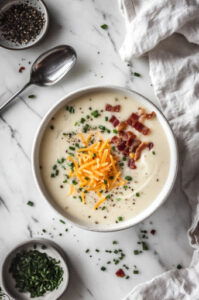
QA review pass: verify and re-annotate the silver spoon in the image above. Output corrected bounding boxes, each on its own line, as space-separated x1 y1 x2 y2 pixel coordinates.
0 45 77 113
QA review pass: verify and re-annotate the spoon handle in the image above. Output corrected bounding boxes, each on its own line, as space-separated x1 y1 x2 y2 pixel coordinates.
0 82 31 113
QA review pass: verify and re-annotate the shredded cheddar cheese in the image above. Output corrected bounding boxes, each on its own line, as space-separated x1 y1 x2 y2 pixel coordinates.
67 133 124 209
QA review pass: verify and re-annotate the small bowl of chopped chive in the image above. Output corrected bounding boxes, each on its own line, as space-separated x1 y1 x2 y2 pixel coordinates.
0 0 49 50
1 239 69 300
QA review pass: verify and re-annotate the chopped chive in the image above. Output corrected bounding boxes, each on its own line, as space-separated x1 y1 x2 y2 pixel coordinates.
83 124 90 133
142 241 149 251
66 106 75 113
27 201 34 207
133 72 141 77
99 125 106 131
80 117 86 124
69 146 75 151
112 240 118 245
28 94 36 99
91 110 100 118
101 24 108 30
125 176 132 181
59 219 65 224
133 250 142 255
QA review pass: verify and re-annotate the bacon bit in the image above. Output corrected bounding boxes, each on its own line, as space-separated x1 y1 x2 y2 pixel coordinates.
138 107 146 115
145 111 156 119
118 121 128 131
115 268 125 277
127 113 139 126
106 104 113 111
127 136 135 147
134 142 148 161
134 121 150 135
119 131 136 140
143 112 156 120
138 107 156 121
151 229 156 235
105 104 121 112
109 115 120 127
128 159 136 169
111 136 120 145
148 142 154 150
117 141 126 151
130 139 141 153
19 66 25 73
123 148 130 156
114 105 121 112
113 130 142 159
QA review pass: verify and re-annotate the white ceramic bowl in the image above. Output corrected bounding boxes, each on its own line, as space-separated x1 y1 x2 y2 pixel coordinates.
32 86 178 232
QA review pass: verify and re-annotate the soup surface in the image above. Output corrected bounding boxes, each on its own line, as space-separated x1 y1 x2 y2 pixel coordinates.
40 91 170 226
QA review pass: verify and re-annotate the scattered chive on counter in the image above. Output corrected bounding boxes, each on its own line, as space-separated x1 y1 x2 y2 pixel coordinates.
101 24 108 30
133 72 141 77
28 94 36 99
9 250 64 298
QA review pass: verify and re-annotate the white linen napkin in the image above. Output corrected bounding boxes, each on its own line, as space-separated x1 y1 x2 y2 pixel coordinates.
119 0 199 299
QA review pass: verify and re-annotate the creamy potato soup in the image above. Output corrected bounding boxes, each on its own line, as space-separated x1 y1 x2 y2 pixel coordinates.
40 91 170 225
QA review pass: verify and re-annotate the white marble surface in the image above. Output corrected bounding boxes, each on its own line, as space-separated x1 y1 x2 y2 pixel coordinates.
0 0 193 299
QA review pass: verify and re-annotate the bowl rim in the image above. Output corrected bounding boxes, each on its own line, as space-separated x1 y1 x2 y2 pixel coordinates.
32 85 179 232
1 238 70 299
0 0 49 50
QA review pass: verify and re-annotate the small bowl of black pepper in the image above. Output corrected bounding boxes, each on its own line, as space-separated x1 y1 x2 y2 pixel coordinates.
0 0 49 50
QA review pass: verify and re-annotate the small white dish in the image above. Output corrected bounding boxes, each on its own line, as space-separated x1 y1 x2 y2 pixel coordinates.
1 239 69 300
32 85 178 232
0 0 49 50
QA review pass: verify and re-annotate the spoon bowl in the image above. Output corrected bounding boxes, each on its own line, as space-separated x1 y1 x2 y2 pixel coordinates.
30 45 77 86
0 44 77 112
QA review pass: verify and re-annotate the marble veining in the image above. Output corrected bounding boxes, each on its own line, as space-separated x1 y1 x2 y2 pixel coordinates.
0 0 193 299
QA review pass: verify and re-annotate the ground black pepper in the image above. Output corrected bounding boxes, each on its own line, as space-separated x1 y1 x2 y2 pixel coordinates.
0 3 45 44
